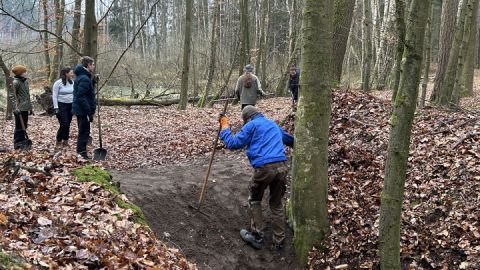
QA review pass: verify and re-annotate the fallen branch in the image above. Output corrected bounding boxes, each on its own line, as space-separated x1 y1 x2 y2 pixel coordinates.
99 96 203 107
452 132 480 149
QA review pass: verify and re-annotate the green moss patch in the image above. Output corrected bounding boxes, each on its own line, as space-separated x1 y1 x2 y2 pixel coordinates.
72 165 146 225
0 251 24 270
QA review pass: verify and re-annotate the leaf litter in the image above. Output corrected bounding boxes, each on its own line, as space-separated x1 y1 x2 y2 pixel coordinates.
0 90 478 269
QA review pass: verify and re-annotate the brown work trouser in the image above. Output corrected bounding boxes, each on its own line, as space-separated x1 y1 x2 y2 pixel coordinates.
248 161 288 245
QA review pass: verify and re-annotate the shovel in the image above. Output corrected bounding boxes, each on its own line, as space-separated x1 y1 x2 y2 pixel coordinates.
189 99 230 214
93 83 107 161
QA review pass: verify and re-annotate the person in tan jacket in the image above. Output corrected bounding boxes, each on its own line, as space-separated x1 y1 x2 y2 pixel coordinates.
235 64 266 109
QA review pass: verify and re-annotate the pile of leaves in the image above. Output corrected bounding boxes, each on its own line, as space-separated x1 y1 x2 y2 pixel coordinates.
0 151 196 269
282 91 479 269
94 99 292 170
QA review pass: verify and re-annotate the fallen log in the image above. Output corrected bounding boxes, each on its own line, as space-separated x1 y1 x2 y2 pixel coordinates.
98 96 204 107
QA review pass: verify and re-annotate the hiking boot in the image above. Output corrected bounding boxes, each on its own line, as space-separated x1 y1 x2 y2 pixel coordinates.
271 243 284 251
240 229 264 250
55 141 63 151
78 151 91 160
62 140 69 148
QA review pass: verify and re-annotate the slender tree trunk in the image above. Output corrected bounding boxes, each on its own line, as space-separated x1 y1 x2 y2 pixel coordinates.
333 0 356 84
287 0 297 55
178 0 193 110
255 0 267 80
460 0 479 97
437 0 469 105
451 0 477 105
430 0 443 62
379 1 431 269
391 0 406 101
83 0 98 58
239 0 251 74
430 0 460 102
42 0 51 76
361 0 373 91
69 0 82 67
49 0 65 83
261 0 272 89
420 3 433 107
198 0 220 107
372 0 397 91
0 54 12 120
292 0 333 265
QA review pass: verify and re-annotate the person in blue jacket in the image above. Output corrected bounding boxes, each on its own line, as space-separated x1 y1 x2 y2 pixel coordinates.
219 105 294 250
72 56 96 159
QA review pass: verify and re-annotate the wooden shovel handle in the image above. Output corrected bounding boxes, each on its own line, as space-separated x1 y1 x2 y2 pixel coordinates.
196 100 229 209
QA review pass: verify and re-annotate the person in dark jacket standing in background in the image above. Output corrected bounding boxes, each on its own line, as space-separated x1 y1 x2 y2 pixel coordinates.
72 56 96 159
288 64 300 105
219 105 294 251
52 67 75 150
9 65 33 150
235 64 266 109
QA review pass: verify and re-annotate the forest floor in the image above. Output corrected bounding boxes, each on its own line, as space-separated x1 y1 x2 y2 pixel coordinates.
1 85 479 269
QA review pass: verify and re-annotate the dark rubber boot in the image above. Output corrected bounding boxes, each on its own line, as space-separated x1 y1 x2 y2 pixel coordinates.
240 229 264 250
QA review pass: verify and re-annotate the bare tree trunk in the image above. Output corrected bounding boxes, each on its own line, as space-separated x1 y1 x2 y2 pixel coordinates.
372 0 397 91
361 0 373 91
333 0 356 84
261 0 272 89
430 0 443 62
69 0 82 67
198 0 220 107
391 0 406 101
255 0 267 80
420 3 433 107
0 54 12 120
239 0 251 75
379 1 431 268
287 0 298 55
42 0 51 76
83 0 98 58
437 0 469 105
49 0 65 83
179 0 193 110
430 0 460 102
451 0 478 105
460 0 479 97
292 0 333 265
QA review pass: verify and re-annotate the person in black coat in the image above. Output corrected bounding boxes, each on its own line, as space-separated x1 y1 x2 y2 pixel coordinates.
288 64 300 105
72 56 96 159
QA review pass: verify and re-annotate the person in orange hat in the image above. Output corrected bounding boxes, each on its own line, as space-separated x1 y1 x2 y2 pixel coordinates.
8 65 33 150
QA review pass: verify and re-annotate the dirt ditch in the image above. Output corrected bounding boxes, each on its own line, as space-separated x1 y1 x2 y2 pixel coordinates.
111 152 301 270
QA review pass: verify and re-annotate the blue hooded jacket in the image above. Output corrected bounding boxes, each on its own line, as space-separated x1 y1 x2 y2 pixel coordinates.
220 114 294 168
72 64 96 116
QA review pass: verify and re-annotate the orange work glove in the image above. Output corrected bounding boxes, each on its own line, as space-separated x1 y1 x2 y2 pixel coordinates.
219 114 229 130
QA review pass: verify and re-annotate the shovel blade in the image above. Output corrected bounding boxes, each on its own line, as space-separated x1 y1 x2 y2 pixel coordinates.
93 147 107 161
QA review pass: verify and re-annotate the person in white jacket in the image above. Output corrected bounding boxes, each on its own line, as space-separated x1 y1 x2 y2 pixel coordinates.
52 67 75 149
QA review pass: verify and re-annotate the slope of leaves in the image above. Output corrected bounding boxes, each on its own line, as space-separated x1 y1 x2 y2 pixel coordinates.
282 91 479 269
0 151 196 269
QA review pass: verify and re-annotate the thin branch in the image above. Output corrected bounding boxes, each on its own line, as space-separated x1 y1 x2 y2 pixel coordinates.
98 0 161 92
0 5 82 56
97 0 116 25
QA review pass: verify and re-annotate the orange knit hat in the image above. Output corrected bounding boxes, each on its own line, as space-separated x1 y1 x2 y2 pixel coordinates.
12 65 27 76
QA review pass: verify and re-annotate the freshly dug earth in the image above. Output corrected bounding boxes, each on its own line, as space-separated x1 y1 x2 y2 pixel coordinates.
111 152 301 270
